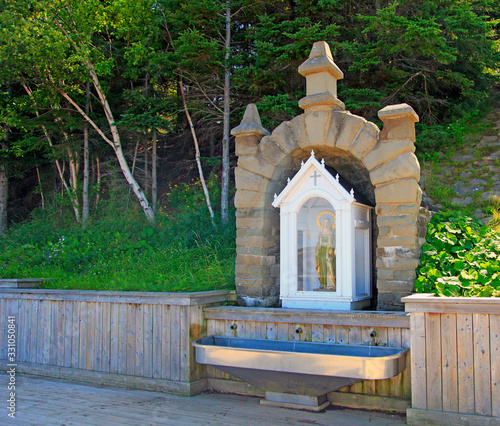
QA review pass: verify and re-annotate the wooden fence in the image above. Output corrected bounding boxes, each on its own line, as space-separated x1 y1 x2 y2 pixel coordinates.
1 289 413 412
0 289 235 395
204 306 411 412
403 294 500 425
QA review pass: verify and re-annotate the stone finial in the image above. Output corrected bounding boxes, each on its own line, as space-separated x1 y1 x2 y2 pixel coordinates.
298 41 345 111
231 103 270 137
378 103 419 142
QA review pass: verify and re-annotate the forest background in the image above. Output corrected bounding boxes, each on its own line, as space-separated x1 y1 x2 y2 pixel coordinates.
0 0 499 293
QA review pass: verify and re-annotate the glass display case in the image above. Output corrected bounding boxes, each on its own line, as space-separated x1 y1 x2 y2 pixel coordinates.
272 153 372 310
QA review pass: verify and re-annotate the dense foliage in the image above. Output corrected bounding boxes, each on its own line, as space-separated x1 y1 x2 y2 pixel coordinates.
415 211 500 297
0 180 236 291
0 0 498 228
0 0 499 293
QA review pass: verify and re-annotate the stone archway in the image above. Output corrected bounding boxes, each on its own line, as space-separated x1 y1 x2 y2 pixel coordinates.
232 42 429 310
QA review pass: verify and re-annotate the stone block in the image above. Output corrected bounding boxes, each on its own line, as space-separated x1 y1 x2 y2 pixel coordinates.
378 104 419 141
236 235 274 249
289 115 308 151
362 138 416 171
238 154 275 179
305 71 339 97
377 269 395 281
235 134 261 156
376 257 420 270
260 136 287 166
392 224 419 237
335 113 366 151
395 204 420 215
375 204 394 215
272 121 300 154
304 109 330 146
236 216 267 229
235 264 251 277
394 269 417 281
235 209 248 218
374 178 421 204
299 93 345 110
380 116 417 141
377 246 421 259
376 214 418 227
235 167 270 192
324 111 347 148
234 189 266 209
377 280 414 293
349 121 379 159
245 227 276 238
248 246 272 256
377 236 420 248
377 292 407 311
370 151 420 186
378 226 391 237
235 277 275 291
249 265 272 279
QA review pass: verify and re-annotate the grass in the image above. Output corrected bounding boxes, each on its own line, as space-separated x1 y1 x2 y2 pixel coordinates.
0 181 236 293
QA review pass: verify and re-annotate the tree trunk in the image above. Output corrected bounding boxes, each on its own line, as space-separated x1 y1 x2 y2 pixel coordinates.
152 129 158 216
36 167 45 209
0 140 8 234
88 65 154 223
23 84 82 222
67 145 81 222
95 157 101 209
221 1 231 224
56 63 155 224
82 81 90 226
179 78 215 225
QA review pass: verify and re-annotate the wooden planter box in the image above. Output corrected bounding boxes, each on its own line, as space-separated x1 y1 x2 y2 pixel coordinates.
403 293 500 425
0 278 51 289
0 289 235 395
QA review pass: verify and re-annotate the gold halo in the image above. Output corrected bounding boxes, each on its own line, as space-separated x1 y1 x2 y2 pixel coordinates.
316 210 336 229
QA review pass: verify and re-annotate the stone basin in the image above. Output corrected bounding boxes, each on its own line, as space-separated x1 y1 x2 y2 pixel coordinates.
193 335 408 410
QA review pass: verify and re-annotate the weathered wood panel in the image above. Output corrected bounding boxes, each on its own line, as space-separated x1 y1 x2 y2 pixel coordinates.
0 289 233 392
473 313 491 416
403 294 500 423
441 313 458 413
410 312 427 410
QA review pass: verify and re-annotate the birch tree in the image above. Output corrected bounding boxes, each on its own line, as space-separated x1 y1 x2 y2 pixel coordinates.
0 0 156 223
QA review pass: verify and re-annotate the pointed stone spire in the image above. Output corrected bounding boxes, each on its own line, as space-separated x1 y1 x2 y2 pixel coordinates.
298 41 345 111
231 103 270 137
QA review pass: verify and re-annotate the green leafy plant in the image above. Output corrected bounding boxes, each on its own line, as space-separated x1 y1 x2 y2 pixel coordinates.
415 211 500 297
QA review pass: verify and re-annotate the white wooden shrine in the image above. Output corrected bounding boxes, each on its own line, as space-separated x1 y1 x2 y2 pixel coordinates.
272 152 373 310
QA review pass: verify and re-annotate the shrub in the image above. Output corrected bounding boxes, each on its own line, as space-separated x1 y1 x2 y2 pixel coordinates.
415 211 500 297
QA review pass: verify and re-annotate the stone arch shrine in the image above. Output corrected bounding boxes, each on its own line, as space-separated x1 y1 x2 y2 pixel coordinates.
231 41 430 310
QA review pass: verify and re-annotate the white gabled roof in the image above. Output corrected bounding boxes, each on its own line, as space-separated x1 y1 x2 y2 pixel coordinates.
272 151 357 208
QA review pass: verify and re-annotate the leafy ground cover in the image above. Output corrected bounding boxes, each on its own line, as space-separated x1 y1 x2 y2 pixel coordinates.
0 182 236 292
415 211 500 297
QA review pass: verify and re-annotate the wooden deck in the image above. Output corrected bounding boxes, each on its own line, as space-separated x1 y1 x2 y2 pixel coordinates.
1 373 406 425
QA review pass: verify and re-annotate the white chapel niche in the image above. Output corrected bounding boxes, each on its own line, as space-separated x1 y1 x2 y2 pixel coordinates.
273 152 373 310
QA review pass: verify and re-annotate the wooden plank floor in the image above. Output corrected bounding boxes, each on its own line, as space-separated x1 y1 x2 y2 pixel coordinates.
1 373 406 425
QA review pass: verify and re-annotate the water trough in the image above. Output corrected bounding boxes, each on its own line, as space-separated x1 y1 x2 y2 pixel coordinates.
193 335 409 411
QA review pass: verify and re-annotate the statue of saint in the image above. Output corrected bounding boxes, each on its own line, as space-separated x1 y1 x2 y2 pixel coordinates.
315 217 336 291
